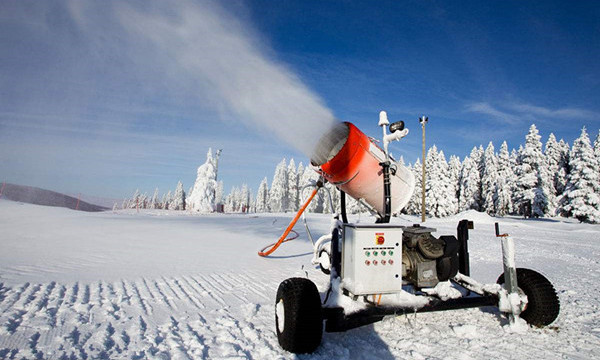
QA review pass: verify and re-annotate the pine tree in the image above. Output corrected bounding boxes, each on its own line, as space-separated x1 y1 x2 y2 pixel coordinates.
448 155 462 206
545 134 561 192
150 188 159 209
544 134 564 214
556 139 570 195
140 193 148 209
405 160 422 215
425 146 455 217
129 189 140 209
287 159 299 212
224 187 237 213
560 127 600 223
161 192 170 210
513 125 550 217
481 142 499 214
187 148 217 213
240 184 250 213
494 141 514 216
458 156 481 212
594 130 600 167
269 159 289 213
170 181 186 210
469 146 485 209
255 177 269 213
215 181 224 211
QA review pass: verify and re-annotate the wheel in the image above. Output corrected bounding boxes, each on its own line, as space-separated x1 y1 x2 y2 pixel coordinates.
497 268 560 327
318 248 331 275
275 277 323 353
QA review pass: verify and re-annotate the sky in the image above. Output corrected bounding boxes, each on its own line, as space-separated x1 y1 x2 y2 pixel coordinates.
1 0 599 200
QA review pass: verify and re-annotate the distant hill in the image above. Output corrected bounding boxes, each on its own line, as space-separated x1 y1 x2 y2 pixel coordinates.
0 183 107 212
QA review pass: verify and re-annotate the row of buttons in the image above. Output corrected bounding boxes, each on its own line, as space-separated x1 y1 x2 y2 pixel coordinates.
365 259 394 266
365 250 394 257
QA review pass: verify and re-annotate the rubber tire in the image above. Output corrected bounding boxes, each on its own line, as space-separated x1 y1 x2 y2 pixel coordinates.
497 268 560 327
275 277 323 353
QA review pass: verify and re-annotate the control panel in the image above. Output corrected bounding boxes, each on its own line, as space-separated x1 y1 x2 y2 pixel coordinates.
341 224 404 296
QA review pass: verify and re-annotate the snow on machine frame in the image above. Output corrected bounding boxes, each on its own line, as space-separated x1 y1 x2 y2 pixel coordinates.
273 112 560 354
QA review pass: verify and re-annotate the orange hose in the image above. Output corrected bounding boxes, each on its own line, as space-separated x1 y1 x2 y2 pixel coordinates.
258 188 319 257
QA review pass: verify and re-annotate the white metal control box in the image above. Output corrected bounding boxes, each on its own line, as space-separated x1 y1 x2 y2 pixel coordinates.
341 224 404 296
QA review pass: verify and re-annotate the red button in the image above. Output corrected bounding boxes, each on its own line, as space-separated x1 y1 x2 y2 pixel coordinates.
365 260 371 266
389 259 394 265
373 260 378 266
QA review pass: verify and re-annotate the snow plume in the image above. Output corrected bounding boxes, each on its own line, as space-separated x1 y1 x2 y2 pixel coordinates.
0 0 336 197
108 0 337 156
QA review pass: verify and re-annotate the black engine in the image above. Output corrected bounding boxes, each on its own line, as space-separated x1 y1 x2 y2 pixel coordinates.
401 224 460 288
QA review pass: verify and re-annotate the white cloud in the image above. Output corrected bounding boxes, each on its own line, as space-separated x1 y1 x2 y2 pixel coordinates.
464 102 520 124
507 103 597 119
465 101 598 124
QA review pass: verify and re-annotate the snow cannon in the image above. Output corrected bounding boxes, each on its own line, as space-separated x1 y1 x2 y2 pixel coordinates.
310 121 415 218
271 111 560 355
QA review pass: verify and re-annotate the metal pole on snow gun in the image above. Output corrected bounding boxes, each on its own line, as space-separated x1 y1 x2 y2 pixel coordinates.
258 185 320 257
496 222 521 324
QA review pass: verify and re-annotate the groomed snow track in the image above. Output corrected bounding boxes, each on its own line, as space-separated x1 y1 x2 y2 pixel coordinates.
0 272 282 359
1 201 599 358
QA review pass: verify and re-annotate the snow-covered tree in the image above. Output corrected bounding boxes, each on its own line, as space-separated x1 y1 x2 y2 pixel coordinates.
448 155 461 204
129 189 140 209
513 125 551 217
240 184 250 213
594 130 600 168
255 177 269 213
405 160 422 215
494 141 514 216
556 139 570 195
150 188 159 209
162 191 171 210
481 142 499 214
458 155 481 212
170 181 186 210
224 187 239 213
215 181 224 211
139 192 148 209
287 159 299 212
187 148 217 213
269 159 289 213
425 146 456 217
559 127 600 223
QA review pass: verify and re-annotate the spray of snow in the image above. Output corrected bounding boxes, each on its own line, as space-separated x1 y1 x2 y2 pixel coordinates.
109 0 337 156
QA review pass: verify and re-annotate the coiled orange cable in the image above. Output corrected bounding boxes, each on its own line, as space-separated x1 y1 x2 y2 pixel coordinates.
258 188 319 257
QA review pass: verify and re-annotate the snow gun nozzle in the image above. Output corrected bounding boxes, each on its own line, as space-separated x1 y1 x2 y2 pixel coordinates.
309 121 415 215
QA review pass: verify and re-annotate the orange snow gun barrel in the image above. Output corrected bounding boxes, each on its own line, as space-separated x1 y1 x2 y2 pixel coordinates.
310 122 414 216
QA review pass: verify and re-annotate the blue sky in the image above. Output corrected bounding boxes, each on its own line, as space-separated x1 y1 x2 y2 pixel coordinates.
1 0 598 200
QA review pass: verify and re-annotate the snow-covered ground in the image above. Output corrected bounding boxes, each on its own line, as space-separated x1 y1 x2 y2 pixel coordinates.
1 199 599 359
